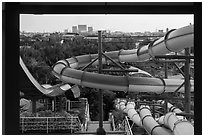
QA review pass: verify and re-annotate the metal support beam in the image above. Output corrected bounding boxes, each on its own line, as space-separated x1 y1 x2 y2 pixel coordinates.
155 55 194 59
86 68 139 72
173 62 185 77
164 60 168 78
184 48 191 120
81 57 99 71
155 59 186 63
102 53 126 71
96 31 106 135
173 81 185 95
31 98 36 116
164 100 168 113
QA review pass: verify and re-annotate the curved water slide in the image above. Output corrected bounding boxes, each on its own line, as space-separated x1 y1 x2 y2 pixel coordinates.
155 102 194 135
52 25 194 94
116 99 194 135
157 100 183 114
116 99 172 135
20 57 79 97
161 112 194 135
139 105 172 135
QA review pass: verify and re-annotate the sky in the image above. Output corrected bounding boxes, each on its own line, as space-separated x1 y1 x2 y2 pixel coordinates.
20 14 194 33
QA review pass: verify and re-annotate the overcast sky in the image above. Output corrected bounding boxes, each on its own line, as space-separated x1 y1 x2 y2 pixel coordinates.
20 14 193 33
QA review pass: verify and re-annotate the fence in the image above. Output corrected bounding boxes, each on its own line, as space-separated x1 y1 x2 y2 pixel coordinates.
20 116 81 134
64 99 90 132
65 99 88 111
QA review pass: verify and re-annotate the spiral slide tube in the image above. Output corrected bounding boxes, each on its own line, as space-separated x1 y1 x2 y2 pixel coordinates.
157 100 184 120
116 99 171 134
20 57 78 97
118 99 128 113
162 112 194 135
52 25 194 94
139 105 172 135
126 101 142 127
116 100 142 127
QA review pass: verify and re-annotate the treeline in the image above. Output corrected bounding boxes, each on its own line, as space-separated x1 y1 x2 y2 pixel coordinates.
20 35 136 84
20 35 136 120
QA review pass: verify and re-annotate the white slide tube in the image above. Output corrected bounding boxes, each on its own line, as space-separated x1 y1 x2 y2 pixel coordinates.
126 102 142 127
118 99 128 113
118 25 193 62
116 99 142 127
157 100 184 119
139 105 172 135
116 99 172 135
163 112 194 135
52 25 194 94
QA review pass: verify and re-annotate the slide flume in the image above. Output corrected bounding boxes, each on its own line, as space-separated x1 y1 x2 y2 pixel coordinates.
20 57 80 97
116 99 194 135
116 99 172 135
52 25 194 94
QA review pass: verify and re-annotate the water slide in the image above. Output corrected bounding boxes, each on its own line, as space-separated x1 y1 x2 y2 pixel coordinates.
161 112 194 135
52 25 194 94
157 100 183 115
116 99 194 135
20 57 80 97
155 102 194 135
116 99 172 135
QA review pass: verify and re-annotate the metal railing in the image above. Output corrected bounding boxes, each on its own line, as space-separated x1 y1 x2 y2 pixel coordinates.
81 102 90 131
121 116 133 135
65 99 90 132
109 113 116 131
65 100 88 111
20 116 81 134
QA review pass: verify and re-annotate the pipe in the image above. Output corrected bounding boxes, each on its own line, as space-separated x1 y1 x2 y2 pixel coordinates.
157 100 184 120
118 99 128 113
163 112 194 135
157 115 165 125
52 25 194 94
139 105 172 135
126 102 142 127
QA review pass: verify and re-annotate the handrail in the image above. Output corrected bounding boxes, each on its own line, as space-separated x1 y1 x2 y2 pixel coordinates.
111 114 116 131
109 113 116 131
124 116 133 135
83 103 89 131
81 102 90 131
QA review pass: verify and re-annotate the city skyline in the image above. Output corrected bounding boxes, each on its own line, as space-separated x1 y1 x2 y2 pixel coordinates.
20 14 193 33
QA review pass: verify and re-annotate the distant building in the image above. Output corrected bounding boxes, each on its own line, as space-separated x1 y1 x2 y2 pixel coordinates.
88 27 93 33
78 25 87 33
158 30 163 33
62 32 79 40
72 26 77 33
64 29 69 33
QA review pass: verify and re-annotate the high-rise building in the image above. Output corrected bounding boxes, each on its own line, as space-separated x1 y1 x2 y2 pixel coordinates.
88 27 93 33
72 26 77 33
78 25 87 33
